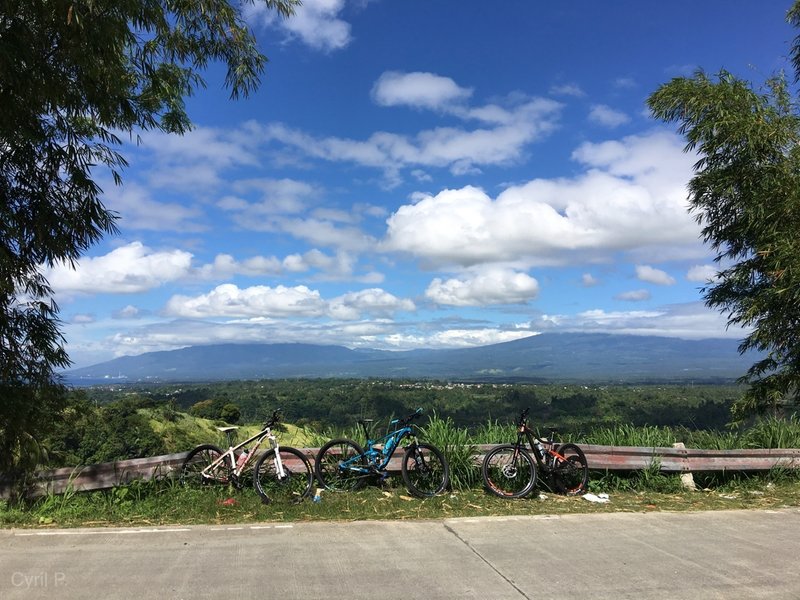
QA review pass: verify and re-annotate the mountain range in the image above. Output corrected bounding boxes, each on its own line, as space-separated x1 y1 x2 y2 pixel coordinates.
64 333 755 384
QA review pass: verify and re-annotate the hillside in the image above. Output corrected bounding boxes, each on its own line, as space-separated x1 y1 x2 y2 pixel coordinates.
145 411 316 453
64 333 755 384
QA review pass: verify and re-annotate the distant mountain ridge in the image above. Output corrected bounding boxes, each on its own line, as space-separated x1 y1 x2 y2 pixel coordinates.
64 333 755 384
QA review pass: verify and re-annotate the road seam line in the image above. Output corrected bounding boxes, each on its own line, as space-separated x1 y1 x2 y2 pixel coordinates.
443 523 530 600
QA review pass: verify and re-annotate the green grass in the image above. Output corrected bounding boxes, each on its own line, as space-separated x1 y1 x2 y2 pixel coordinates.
577 417 800 450
471 419 518 444
421 413 480 491
583 424 678 447
144 410 318 453
2 474 799 529
744 415 800 449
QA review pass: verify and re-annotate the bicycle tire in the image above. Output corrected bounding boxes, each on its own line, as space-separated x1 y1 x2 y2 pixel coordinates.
254 447 314 504
551 443 589 495
180 444 227 487
314 438 367 492
401 442 449 497
482 444 537 499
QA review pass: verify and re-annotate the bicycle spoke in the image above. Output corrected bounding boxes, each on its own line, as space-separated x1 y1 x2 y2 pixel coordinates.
402 443 449 497
482 445 536 498
254 448 313 504
180 445 228 487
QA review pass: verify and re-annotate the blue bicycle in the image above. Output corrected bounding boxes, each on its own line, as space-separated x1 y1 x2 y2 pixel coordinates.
314 409 450 497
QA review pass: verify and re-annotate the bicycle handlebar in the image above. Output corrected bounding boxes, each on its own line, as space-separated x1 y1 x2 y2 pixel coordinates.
263 409 281 429
389 408 424 428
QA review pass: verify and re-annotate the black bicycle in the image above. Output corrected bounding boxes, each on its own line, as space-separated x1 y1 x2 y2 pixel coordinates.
482 408 588 498
314 408 450 498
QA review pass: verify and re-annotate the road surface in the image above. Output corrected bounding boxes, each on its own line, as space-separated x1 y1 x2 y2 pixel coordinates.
2 509 799 599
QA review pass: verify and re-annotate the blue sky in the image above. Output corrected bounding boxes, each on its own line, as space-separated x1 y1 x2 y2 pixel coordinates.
51 1 795 369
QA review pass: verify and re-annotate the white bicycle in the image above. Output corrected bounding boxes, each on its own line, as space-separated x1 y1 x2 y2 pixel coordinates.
179 409 313 504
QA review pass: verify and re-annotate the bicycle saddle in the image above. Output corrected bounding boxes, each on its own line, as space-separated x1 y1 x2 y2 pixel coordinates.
216 426 239 433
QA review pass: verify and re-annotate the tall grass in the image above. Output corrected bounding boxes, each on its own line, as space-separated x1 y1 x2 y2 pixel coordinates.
420 413 480 491
472 418 518 444
305 421 373 448
744 415 800 449
584 424 677 447
678 427 744 450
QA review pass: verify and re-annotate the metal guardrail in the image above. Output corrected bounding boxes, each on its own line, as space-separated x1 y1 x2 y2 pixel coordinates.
570 444 800 472
2 444 799 499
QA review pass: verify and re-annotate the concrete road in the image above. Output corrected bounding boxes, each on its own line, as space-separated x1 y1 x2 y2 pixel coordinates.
1 509 799 599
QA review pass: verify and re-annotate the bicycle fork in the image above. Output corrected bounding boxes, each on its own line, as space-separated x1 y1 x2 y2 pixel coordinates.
270 436 289 480
406 439 431 473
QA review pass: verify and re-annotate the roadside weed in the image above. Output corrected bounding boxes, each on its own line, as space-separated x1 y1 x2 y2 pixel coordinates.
421 413 480 491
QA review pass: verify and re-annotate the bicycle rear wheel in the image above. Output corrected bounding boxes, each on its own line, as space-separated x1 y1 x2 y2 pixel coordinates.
551 443 589 495
254 447 314 504
314 438 367 491
401 442 449 497
180 444 227 486
482 444 536 498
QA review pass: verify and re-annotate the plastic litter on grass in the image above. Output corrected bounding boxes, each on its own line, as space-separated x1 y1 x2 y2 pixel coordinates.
583 493 610 504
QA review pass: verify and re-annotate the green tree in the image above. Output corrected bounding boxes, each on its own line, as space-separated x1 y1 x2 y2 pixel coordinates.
219 403 241 424
189 399 216 419
0 0 298 481
648 3 800 420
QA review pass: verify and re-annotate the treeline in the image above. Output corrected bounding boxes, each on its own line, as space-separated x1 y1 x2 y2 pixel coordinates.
83 379 740 434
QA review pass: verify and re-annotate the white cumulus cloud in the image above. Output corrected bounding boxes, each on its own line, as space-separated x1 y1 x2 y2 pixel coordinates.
383 329 536 349
425 269 539 306
328 289 416 320
582 273 600 287
687 264 719 283
372 71 473 111
589 104 631 127
244 0 352 51
45 242 193 294
636 265 676 286
544 303 749 340
164 284 413 321
165 284 327 318
382 130 700 269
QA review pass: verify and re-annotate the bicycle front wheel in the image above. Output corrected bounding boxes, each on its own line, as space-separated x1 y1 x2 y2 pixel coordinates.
314 438 367 492
180 444 227 487
401 442 449 497
254 447 314 504
551 443 589 496
482 444 537 498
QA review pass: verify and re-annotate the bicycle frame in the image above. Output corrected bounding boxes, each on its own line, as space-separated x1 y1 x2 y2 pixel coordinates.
340 419 417 475
514 416 568 473
366 425 414 469
202 421 285 483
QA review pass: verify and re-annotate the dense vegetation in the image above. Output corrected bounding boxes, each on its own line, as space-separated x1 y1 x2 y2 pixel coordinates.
88 379 741 428
36 379 748 468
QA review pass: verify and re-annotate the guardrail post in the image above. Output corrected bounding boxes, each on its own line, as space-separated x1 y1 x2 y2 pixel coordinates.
673 442 696 491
